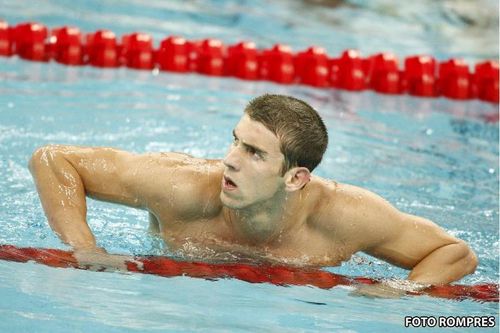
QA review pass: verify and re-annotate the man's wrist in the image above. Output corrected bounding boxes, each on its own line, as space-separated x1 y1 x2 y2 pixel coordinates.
384 279 431 292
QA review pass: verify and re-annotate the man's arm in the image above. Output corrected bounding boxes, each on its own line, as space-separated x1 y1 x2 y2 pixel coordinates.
29 145 144 249
365 211 478 285
29 145 209 251
326 184 478 285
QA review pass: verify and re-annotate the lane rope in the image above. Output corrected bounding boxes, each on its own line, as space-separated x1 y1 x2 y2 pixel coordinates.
0 245 497 302
0 20 498 103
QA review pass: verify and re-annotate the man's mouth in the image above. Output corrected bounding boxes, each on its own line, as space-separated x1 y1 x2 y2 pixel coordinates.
222 175 238 190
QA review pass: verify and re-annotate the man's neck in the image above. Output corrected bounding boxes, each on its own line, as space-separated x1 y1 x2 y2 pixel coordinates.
224 190 303 246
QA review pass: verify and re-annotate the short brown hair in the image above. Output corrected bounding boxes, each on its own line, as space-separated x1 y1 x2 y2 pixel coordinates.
245 94 328 174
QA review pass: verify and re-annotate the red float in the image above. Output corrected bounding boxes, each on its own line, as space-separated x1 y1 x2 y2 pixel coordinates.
438 59 471 100
225 41 259 80
48 26 83 65
0 20 13 56
474 61 499 103
259 44 295 84
405 55 437 97
120 32 154 70
86 30 119 68
13 22 48 61
333 49 366 91
157 36 189 72
195 38 225 76
295 46 330 87
366 53 401 94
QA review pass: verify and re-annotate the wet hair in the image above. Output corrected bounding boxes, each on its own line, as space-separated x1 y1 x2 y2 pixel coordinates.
244 94 328 174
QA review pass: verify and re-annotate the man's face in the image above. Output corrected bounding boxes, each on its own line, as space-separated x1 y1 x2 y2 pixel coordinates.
220 114 286 209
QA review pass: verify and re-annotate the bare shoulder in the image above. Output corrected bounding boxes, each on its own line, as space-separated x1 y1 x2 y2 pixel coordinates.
309 177 387 216
309 179 455 253
308 178 402 244
124 152 224 219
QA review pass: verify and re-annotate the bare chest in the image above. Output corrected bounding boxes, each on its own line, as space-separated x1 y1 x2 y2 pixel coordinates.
261 228 356 267
155 213 355 267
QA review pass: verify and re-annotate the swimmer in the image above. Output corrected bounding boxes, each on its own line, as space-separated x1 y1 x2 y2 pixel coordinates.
29 94 477 289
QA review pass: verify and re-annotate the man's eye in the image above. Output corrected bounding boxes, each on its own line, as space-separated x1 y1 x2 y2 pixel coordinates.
247 147 262 159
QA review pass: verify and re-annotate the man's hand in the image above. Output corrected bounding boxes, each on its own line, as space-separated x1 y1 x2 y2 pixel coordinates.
73 247 132 272
350 280 430 299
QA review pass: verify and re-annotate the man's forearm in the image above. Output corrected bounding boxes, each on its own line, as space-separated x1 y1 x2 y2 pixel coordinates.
29 145 96 249
408 241 478 285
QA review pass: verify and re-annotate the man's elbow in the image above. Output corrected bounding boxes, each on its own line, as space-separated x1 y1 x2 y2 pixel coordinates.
461 242 478 275
409 240 478 284
28 144 64 173
29 146 48 173
449 240 478 278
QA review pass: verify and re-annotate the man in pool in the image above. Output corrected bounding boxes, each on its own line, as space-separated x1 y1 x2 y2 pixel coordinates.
29 94 477 288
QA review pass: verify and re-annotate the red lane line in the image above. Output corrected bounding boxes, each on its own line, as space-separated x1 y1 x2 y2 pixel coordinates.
0 20 498 104
0 245 497 302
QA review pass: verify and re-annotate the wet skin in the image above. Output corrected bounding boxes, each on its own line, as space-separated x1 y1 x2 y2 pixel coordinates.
29 114 477 285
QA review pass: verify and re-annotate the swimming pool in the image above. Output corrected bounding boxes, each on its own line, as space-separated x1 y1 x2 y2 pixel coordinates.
0 0 498 332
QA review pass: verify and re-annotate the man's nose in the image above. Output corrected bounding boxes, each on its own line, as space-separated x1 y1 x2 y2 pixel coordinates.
223 145 241 171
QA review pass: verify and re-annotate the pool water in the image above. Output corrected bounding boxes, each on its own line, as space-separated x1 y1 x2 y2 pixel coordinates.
0 0 498 332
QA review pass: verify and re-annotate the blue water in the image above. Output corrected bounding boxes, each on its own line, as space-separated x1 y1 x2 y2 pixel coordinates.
0 0 499 332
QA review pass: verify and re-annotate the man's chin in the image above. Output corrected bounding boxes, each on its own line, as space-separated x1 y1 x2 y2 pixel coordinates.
220 191 245 210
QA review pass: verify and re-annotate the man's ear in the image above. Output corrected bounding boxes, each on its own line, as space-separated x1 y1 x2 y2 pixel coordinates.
284 167 311 192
